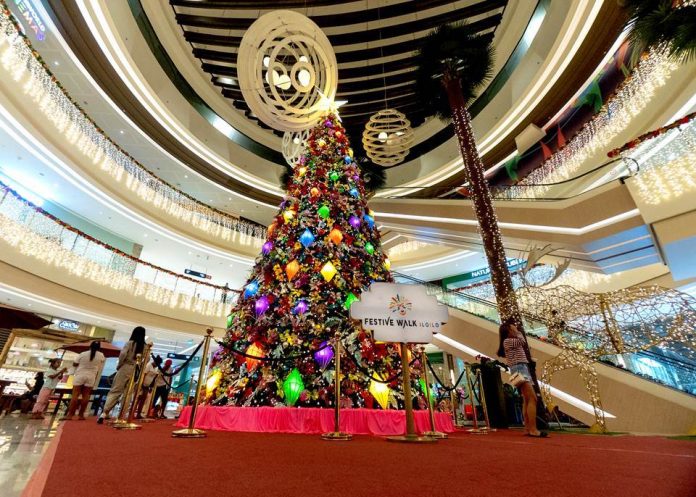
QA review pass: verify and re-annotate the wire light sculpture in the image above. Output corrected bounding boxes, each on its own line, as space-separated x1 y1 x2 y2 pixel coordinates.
362 109 415 167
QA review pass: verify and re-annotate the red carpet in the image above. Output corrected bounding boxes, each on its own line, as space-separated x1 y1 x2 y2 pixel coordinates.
39 421 695 497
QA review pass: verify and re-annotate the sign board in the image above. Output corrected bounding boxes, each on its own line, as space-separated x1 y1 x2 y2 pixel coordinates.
184 269 212 280
167 352 200 363
442 258 526 289
350 282 449 343
14 0 47 41
56 320 80 332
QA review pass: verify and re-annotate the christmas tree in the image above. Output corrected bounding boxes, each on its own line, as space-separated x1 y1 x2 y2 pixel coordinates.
211 112 406 408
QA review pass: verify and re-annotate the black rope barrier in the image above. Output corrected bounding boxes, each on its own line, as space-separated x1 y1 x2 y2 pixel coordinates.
151 338 205 381
214 339 332 362
342 348 419 384
426 359 466 393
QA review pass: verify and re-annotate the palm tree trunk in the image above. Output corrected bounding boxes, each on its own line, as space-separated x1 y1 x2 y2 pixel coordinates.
442 77 522 328
443 78 547 426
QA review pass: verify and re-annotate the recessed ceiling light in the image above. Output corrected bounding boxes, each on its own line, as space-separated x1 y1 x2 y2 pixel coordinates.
119 130 124 134
184 175 188 178
53 61 59 66
143 233 148 237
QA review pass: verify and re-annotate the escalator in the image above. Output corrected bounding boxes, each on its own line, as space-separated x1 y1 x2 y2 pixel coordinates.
394 273 696 434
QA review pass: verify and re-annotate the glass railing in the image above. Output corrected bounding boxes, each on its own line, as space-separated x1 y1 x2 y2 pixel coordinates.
0 183 237 317
393 272 696 395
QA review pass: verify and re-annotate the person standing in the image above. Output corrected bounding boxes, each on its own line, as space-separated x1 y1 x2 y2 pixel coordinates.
63 341 106 420
30 359 67 419
97 326 146 424
134 357 158 419
152 358 172 419
497 320 547 438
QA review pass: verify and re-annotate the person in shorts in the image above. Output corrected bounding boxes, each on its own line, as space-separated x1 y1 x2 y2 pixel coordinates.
30 359 67 419
497 320 547 438
63 341 105 420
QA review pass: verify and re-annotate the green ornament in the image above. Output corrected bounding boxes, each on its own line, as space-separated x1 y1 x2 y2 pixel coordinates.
283 368 304 406
329 171 340 182
317 205 330 219
344 292 358 310
226 313 234 328
365 242 375 255
419 378 434 405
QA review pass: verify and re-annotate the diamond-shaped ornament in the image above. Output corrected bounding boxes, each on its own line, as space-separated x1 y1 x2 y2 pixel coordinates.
317 205 330 219
328 228 343 244
320 261 337 282
300 229 315 248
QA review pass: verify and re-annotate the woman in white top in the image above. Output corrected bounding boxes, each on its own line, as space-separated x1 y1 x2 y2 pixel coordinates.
64 341 105 420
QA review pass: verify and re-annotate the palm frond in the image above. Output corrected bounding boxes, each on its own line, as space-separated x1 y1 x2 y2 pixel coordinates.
415 22 495 121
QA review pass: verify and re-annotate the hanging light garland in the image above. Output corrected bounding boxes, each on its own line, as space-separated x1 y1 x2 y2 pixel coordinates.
516 46 679 197
0 5 265 244
0 183 231 317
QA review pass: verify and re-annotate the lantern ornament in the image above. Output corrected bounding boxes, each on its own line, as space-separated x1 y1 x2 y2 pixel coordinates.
313 341 334 370
369 377 390 410
320 261 338 282
286 260 300 280
362 109 414 167
283 368 305 406
245 342 265 371
282 129 310 167
237 10 338 132
205 369 222 397
255 295 270 316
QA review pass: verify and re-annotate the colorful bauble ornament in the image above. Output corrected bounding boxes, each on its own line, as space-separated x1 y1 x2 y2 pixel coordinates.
364 242 375 255
300 229 315 247
313 342 334 369
320 261 337 282
262 241 274 255
362 108 414 166
237 10 337 132
348 215 361 228
286 260 300 280
329 171 340 182
328 228 343 244
349 187 359 198
369 378 390 409
245 342 265 371
317 205 330 219
363 214 375 228
282 129 310 166
283 368 305 406
282 209 295 222
244 280 259 298
226 313 234 328
268 222 277 236
255 296 270 315
310 187 320 198
298 166 307 176
344 156 352 164
205 369 222 397
383 258 391 270
344 292 358 310
293 300 309 314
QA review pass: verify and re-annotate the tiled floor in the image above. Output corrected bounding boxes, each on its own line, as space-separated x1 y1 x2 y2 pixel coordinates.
0 414 60 497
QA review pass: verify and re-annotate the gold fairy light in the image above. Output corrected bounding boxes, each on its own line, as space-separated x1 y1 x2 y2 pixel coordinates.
517 284 696 432
0 7 263 246
514 46 679 198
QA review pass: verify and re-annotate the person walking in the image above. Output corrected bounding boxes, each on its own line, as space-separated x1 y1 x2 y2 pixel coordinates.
97 326 146 424
63 341 106 420
497 320 548 438
30 359 67 419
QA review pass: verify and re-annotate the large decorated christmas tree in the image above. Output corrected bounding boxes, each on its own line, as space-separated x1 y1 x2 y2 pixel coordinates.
211 112 406 408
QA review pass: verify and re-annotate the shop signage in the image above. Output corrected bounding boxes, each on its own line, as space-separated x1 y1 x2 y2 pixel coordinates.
350 283 449 343
184 269 212 280
443 258 526 288
57 320 80 332
14 0 47 41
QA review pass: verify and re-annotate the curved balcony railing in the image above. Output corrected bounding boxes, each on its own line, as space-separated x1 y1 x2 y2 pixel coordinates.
0 182 238 317
393 272 696 396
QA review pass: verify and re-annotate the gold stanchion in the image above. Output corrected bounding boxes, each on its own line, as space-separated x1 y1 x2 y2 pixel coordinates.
420 348 447 439
172 329 212 438
321 335 352 441
446 354 463 427
387 344 436 444
464 364 487 435
475 368 494 432
112 353 141 428
115 344 152 430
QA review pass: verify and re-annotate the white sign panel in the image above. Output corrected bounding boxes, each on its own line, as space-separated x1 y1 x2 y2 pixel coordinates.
350 283 449 343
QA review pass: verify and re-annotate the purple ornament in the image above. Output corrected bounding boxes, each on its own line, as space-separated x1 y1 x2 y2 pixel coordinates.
299 155 307 165
314 342 334 369
324 119 333 128
255 296 270 316
262 241 273 255
349 215 361 228
293 299 308 315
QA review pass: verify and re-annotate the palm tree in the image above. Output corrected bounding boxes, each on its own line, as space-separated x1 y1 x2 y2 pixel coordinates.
415 23 524 332
621 0 696 63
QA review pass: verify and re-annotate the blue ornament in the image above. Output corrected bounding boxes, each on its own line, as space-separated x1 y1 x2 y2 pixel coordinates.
363 214 375 229
243 280 259 299
300 229 315 248
344 156 352 164
349 187 359 198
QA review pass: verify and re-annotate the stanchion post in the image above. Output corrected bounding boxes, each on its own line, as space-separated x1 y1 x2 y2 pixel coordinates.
446 354 462 426
420 348 447 439
476 368 494 432
387 344 436 444
465 363 486 435
112 353 141 428
321 334 352 441
115 344 152 430
172 329 212 438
